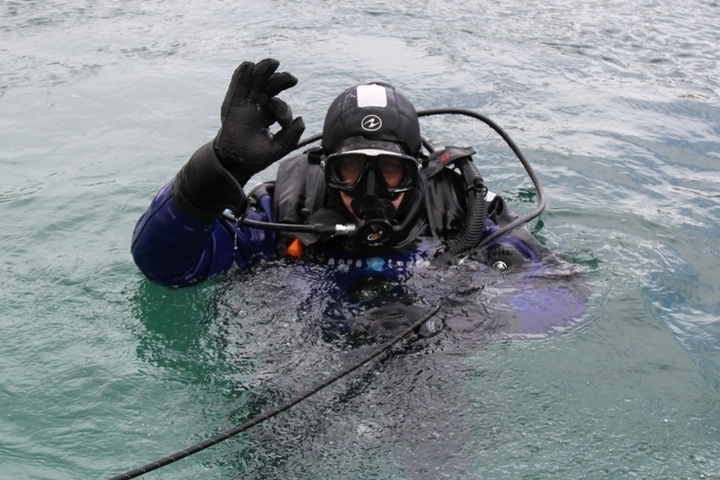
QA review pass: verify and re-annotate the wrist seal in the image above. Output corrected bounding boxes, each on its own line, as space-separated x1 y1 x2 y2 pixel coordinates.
172 142 248 224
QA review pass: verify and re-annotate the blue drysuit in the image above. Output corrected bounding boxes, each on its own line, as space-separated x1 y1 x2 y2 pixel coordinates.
132 166 588 334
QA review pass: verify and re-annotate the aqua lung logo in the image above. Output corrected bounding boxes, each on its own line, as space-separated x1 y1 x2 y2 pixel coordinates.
367 230 384 241
361 115 382 131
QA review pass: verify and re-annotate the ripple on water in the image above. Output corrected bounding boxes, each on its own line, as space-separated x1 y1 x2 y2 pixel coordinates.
1 0 720 478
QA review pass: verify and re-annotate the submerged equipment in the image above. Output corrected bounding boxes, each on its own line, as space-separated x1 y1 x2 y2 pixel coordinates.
226 108 547 256
107 304 441 480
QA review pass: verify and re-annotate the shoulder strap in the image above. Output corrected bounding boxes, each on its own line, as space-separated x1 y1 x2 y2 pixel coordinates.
273 153 326 226
421 164 467 238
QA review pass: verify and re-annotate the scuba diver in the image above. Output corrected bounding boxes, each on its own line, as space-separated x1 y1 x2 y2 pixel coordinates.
132 58 556 280
131 58 586 336
123 58 590 479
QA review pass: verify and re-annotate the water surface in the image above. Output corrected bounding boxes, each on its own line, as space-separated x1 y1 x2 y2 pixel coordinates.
1 0 719 478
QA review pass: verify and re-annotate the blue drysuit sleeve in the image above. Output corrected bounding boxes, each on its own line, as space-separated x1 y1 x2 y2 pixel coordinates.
131 181 276 287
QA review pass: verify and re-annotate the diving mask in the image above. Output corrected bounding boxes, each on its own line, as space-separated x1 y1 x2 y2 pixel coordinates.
323 149 420 200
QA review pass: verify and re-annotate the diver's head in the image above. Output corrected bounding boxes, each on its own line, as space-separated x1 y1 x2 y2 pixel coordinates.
321 83 422 206
319 83 422 251
322 82 421 155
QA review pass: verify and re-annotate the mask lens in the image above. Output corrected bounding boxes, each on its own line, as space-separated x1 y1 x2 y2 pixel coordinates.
336 155 367 188
378 157 405 188
326 152 418 194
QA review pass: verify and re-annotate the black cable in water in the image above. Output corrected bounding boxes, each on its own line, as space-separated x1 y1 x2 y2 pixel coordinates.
108 303 441 480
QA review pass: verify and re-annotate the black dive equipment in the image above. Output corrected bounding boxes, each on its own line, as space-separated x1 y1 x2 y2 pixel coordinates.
349 192 398 252
418 108 547 252
226 108 546 255
434 145 488 257
323 149 420 197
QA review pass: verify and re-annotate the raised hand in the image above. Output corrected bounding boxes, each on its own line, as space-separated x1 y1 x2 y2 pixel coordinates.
214 58 305 185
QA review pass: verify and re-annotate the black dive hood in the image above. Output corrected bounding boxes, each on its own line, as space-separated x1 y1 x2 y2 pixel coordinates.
225 108 547 256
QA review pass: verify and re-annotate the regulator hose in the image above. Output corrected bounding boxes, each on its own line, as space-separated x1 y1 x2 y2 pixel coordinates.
445 157 487 256
417 108 546 252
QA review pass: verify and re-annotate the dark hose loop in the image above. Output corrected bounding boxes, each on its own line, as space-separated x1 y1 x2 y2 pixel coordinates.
416 108 546 250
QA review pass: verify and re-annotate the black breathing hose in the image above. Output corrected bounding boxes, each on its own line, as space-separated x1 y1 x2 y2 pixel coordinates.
446 157 487 256
417 108 546 251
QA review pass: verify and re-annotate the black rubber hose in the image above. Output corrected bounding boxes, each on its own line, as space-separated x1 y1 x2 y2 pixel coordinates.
446 158 487 256
417 108 546 251
221 212 346 234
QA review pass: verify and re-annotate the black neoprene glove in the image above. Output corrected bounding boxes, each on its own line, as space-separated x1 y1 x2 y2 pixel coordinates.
214 58 306 186
172 59 304 224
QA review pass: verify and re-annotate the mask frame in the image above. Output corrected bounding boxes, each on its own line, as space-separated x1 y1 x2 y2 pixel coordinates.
322 149 421 200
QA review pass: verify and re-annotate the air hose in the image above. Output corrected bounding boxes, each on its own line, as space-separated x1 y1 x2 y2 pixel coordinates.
445 157 487 256
417 108 546 252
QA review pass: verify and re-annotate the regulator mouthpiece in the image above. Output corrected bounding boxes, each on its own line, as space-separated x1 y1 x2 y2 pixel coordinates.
351 196 399 252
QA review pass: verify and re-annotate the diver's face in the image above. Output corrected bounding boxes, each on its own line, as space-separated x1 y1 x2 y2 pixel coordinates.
336 154 407 221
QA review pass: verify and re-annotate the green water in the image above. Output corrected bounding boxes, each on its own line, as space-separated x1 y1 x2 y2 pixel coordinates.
1 0 719 478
